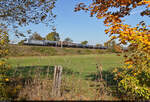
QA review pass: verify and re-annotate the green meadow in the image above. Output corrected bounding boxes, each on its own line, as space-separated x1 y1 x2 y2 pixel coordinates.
6 52 124 100
8 54 123 78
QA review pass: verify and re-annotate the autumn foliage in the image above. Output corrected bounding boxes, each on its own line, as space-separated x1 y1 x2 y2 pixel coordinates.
75 0 150 99
0 24 10 100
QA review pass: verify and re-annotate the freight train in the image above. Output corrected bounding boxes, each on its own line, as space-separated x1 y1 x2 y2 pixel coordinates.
23 39 107 49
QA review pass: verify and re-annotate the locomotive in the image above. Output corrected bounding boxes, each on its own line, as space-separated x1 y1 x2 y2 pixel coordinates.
23 39 107 49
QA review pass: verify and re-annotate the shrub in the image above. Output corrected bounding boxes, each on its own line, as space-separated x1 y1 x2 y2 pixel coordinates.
0 25 10 100
77 50 81 54
113 23 150 100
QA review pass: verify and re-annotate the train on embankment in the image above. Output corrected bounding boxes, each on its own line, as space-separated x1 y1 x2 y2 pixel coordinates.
23 39 107 49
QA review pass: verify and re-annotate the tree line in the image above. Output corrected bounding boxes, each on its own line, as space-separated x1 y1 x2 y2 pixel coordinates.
18 31 122 53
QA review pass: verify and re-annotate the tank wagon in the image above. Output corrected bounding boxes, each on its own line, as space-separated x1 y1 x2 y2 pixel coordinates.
24 39 107 49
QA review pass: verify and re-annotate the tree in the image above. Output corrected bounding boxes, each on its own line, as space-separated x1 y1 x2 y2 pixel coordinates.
45 32 60 41
104 42 109 48
75 0 150 99
110 40 123 53
0 0 56 37
104 41 111 48
114 44 123 53
96 44 103 47
81 40 88 45
0 0 56 26
29 32 43 40
0 24 10 100
0 0 56 100
110 40 116 52
104 40 117 52
64 37 73 43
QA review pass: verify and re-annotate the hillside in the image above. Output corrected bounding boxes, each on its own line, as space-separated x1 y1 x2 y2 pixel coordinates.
8 44 112 57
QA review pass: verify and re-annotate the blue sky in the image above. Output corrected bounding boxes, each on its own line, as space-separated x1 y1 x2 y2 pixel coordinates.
10 0 150 45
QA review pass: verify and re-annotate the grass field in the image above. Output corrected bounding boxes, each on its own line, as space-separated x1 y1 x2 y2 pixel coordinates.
6 54 124 100
8 54 123 78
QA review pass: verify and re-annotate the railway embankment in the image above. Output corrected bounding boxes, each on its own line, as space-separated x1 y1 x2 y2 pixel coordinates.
8 44 113 57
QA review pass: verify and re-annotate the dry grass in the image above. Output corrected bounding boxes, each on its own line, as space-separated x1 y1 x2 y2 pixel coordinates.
18 77 53 100
14 69 116 101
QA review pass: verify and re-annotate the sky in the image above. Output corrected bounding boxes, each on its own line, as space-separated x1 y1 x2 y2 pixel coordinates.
10 0 150 45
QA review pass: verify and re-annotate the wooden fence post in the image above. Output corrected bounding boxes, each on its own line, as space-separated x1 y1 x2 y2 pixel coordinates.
52 65 63 97
96 64 103 81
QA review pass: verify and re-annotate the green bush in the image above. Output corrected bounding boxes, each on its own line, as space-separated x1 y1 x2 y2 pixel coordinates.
77 50 81 54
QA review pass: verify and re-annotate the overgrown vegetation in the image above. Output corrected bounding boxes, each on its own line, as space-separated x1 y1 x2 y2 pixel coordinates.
5 54 123 100
0 24 10 100
8 44 113 57
1 0 150 100
75 0 150 100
